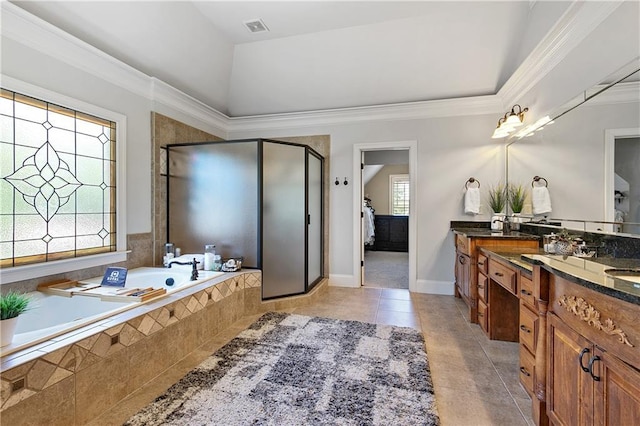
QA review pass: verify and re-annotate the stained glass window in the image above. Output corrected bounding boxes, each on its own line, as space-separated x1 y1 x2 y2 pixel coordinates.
0 89 117 267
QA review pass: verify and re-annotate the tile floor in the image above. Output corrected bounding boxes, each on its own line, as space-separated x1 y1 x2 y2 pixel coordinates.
90 287 534 425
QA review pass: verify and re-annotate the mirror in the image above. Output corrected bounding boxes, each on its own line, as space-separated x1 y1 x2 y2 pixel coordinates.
506 60 640 236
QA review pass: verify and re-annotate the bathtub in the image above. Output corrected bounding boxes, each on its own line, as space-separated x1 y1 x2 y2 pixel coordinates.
2 267 224 356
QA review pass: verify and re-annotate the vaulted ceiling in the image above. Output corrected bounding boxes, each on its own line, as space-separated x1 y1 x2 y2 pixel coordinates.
11 1 572 117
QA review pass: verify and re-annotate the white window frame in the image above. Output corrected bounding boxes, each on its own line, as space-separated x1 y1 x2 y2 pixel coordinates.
0 75 128 284
389 174 410 216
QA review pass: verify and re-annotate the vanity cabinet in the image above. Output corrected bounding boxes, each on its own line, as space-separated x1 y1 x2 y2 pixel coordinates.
454 234 472 310
546 273 640 426
519 271 539 397
548 314 640 425
453 230 538 324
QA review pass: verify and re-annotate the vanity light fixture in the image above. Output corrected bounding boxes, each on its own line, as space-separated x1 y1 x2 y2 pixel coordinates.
491 116 512 139
491 105 529 139
504 104 528 127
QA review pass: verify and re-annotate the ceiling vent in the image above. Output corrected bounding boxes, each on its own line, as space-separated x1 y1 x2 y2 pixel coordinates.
243 18 269 33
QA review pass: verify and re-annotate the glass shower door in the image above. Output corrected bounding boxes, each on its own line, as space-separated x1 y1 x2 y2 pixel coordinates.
307 152 322 288
262 142 306 298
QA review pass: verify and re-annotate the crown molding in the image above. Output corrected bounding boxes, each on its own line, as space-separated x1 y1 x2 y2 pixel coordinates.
1 2 152 101
498 0 624 109
584 81 640 106
150 78 229 134
1 1 626 135
226 95 504 133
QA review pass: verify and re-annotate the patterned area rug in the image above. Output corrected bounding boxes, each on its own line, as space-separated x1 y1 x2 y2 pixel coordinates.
125 312 439 425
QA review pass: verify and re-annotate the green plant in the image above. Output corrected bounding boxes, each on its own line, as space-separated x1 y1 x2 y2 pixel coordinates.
556 228 578 242
487 183 507 214
0 291 31 320
508 183 527 214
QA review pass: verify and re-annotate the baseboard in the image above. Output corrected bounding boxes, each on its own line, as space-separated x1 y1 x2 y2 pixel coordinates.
414 279 455 295
328 274 358 288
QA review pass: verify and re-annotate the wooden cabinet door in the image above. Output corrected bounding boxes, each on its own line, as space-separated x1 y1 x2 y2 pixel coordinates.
456 252 470 299
593 347 640 426
548 314 594 426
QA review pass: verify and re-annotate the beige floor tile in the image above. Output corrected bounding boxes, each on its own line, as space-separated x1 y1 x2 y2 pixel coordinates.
380 288 411 300
378 298 415 313
375 309 421 329
436 390 529 426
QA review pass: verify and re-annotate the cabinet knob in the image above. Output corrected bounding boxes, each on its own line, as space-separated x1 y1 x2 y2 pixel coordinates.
478 261 484 266
520 289 532 296
520 325 531 333
494 271 504 277
520 367 531 377
578 348 591 373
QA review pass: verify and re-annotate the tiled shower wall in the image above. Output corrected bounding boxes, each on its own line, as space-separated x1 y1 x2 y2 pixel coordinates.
152 112 331 277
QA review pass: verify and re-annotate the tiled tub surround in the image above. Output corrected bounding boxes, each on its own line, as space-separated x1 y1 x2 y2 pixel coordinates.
2 268 225 357
0 271 327 425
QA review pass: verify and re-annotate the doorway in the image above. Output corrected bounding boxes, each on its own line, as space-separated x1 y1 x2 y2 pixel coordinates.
362 150 409 288
353 141 417 291
605 129 640 233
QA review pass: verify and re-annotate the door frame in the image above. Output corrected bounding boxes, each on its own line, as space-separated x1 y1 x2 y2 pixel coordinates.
352 140 417 291
604 128 640 229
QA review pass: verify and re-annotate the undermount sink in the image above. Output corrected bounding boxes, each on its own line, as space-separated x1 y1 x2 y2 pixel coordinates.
604 269 640 285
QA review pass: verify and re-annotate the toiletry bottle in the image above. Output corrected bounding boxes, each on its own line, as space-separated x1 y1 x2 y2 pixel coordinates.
213 254 222 271
204 244 216 271
164 243 175 267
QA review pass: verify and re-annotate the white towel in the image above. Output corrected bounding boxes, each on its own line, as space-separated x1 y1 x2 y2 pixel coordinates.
532 186 552 215
464 187 481 215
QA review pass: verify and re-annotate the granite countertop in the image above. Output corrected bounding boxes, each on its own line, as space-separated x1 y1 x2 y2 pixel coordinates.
522 254 640 305
480 247 545 273
452 227 540 240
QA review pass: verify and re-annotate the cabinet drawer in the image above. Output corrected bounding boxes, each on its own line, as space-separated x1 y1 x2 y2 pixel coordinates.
519 302 538 353
455 234 470 255
477 254 488 274
477 273 488 302
519 344 535 395
489 260 517 294
519 273 535 309
478 300 488 334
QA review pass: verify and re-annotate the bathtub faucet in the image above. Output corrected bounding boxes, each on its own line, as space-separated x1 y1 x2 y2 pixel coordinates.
168 258 200 281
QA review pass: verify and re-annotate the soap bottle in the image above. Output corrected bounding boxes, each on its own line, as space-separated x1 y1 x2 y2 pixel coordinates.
164 243 175 267
204 244 216 271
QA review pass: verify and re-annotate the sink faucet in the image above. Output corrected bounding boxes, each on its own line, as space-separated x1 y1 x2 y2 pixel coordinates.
167 258 200 280
492 216 511 233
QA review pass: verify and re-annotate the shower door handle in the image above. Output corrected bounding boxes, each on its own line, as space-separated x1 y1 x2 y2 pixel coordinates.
308 214 311 225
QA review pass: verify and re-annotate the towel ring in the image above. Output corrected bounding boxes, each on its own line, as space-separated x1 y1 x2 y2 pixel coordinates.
532 176 548 187
465 177 480 189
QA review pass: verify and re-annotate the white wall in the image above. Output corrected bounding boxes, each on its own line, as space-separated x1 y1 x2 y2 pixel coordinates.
229 114 504 291
1 5 229 234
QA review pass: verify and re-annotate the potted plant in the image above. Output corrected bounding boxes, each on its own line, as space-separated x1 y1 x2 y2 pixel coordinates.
0 291 30 347
487 183 507 230
554 228 577 255
508 183 527 229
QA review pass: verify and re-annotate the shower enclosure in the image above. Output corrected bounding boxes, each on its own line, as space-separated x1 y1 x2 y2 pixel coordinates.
166 139 324 299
